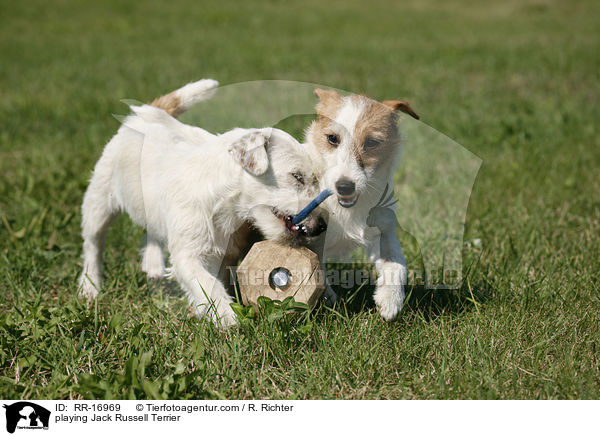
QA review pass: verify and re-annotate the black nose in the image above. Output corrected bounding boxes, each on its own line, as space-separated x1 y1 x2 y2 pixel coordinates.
335 179 356 196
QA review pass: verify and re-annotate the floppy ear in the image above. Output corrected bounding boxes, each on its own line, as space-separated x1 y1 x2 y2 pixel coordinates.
382 100 420 120
228 132 270 176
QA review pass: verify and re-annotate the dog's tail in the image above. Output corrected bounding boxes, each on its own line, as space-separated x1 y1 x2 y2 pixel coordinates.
150 79 219 117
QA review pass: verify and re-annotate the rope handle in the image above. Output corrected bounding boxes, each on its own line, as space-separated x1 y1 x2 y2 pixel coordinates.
291 189 333 225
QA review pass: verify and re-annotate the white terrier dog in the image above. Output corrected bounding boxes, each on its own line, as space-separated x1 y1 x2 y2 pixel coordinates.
78 80 328 326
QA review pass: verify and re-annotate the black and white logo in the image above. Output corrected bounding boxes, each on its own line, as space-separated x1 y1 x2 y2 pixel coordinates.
3 402 50 434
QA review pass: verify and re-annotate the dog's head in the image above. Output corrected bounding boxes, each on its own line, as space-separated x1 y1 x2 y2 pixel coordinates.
307 89 418 208
229 129 328 245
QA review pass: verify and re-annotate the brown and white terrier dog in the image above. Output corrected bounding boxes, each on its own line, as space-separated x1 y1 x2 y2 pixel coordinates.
302 88 419 320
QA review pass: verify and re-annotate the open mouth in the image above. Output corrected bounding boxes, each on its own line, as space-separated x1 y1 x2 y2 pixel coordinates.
271 208 327 238
337 194 359 208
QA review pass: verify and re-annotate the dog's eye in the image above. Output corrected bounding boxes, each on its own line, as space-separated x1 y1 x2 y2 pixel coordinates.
364 138 382 150
326 134 340 146
291 171 305 185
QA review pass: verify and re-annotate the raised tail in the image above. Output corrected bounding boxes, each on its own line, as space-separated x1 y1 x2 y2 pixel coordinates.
151 79 219 117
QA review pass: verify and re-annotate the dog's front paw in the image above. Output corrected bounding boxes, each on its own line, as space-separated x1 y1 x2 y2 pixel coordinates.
213 305 238 328
198 299 238 328
78 276 99 300
220 311 238 328
373 283 404 321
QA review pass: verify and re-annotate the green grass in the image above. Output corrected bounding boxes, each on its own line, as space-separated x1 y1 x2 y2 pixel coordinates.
1 0 600 399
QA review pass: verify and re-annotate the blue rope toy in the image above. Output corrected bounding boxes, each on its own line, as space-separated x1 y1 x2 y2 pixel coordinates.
291 184 396 225
291 189 333 225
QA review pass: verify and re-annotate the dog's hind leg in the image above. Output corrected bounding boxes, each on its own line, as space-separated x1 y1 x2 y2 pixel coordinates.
78 164 119 299
141 233 165 279
170 251 237 327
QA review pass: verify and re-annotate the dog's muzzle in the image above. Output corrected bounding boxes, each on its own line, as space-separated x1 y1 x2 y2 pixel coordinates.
335 178 359 208
272 208 327 239
285 214 327 238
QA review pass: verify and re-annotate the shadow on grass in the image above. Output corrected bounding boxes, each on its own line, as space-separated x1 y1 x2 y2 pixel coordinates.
325 260 491 322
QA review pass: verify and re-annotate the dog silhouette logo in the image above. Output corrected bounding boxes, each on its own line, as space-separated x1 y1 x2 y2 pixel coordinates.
2 402 50 433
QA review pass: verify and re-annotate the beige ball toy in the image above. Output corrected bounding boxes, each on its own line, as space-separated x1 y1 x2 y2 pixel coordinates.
236 189 333 308
236 240 324 308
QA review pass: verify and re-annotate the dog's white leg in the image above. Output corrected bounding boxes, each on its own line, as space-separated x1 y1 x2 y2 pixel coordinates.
78 166 118 299
366 206 407 320
141 233 165 279
170 251 237 327
368 234 407 321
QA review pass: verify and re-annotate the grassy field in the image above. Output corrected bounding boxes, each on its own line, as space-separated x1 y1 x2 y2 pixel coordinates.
1 0 599 399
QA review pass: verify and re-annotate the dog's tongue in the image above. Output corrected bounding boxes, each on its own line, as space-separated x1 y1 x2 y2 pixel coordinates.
291 189 333 225
285 215 303 237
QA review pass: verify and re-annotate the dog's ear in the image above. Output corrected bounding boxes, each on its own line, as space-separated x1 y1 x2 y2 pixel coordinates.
314 88 342 103
228 132 270 176
314 88 342 116
382 100 419 120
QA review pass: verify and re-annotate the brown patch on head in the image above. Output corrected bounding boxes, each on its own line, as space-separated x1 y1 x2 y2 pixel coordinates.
310 88 344 153
309 90 417 170
350 95 401 169
151 92 183 117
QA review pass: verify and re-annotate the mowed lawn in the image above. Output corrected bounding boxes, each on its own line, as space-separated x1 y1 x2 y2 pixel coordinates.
1 0 599 399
